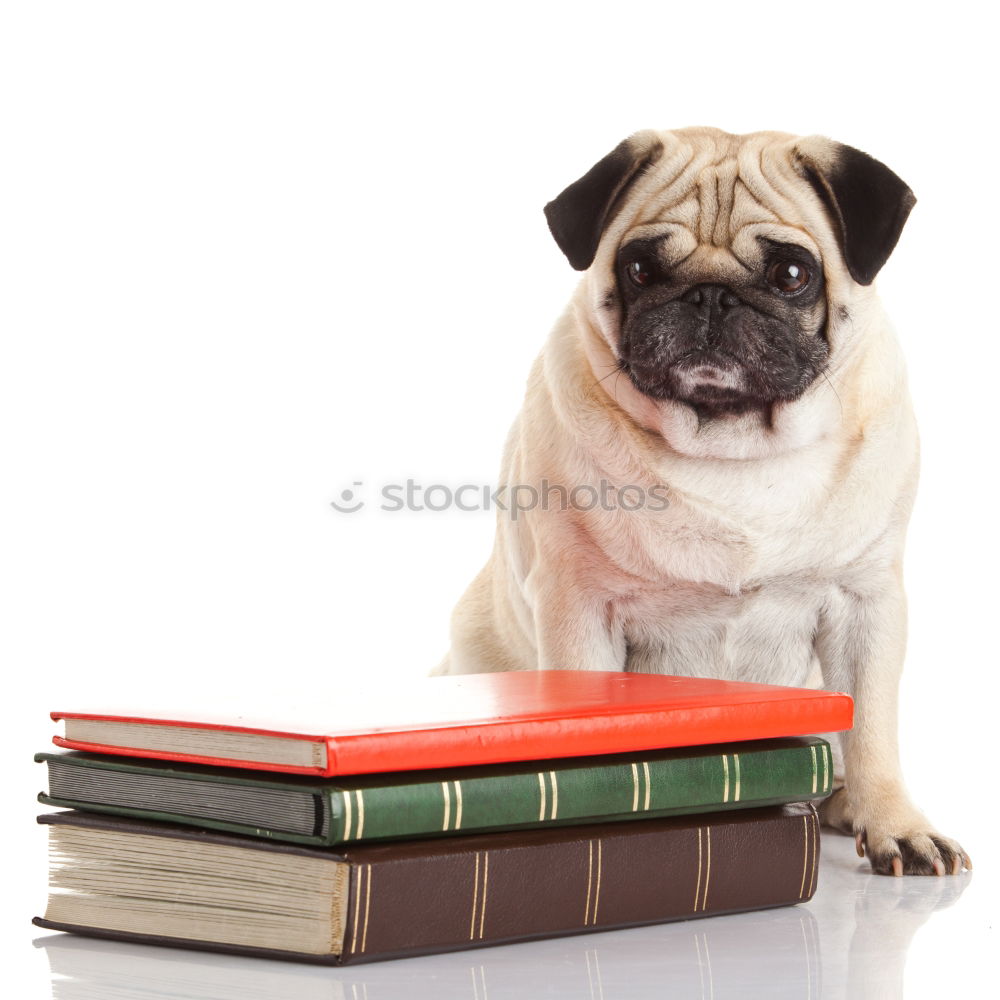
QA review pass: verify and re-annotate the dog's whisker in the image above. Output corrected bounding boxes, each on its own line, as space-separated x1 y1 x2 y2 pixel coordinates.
820 368 844 415
594 360 627 387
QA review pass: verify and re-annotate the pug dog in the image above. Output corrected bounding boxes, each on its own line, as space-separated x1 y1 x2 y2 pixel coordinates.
434 127 969 876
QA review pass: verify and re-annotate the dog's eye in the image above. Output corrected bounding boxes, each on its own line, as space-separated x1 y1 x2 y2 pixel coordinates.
767 260 811 295
626 258 662 287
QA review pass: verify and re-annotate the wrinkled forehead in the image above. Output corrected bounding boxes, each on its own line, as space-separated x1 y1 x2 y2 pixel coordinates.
617 130 827 266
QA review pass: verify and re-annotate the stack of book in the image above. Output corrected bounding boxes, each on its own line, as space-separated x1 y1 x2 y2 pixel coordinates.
33 671 852 964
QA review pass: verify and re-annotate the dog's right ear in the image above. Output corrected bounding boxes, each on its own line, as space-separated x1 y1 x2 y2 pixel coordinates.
544 131 664 271
794 136 916 286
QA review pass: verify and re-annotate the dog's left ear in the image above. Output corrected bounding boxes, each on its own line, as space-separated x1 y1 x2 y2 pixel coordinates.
795 137 916 286
544 131 664 271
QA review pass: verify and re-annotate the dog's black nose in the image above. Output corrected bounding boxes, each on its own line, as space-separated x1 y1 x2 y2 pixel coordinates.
681 284 741 311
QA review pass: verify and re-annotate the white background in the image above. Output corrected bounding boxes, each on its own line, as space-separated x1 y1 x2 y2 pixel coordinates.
1 2 996 995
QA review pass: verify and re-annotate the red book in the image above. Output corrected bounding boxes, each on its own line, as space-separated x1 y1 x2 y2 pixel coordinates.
51 670 852 777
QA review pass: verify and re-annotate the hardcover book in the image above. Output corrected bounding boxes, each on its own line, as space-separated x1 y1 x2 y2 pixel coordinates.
34 804 821 964
36 736 833 845
50 670 853 775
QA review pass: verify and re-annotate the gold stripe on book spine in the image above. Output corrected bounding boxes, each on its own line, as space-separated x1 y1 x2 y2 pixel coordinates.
350 866 362 953
342 790 353 841
442 781 451 831
538 772 546 822
631 763 640 812
810 746 818 794
799 815 810 898
454 780 463 830
584 840 603 925
642 762 651 810
694 828 703 911
821 744 829 792
361 864 372 953
549 771 558 820
478 852 489 939
701 827 712 911
733 756 741 802
469 852 480 940
808 811 819 896
592 840 603 924
722 755 730 803
467 851 490 940
355 789 365 840
350 863 372 954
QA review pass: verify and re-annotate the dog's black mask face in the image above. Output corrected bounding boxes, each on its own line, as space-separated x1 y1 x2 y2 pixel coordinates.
615 235 830 419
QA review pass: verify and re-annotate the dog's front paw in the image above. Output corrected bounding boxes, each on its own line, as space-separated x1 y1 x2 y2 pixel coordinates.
826 788 972 875
856 813 971 877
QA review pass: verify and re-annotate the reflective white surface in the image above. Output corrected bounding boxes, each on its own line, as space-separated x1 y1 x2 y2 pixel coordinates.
33 830 986 1000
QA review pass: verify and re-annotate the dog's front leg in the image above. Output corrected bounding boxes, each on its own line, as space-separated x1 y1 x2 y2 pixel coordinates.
531 570 626 672
816 570 970 875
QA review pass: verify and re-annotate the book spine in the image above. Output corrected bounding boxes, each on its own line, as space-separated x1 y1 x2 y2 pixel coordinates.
339 803 820 963
325 694 853 775
327 741 831 844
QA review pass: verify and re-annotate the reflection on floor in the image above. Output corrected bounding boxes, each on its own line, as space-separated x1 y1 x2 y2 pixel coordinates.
35 832 971 1000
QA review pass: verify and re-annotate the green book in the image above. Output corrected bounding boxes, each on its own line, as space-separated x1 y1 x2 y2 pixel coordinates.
36 736 832 847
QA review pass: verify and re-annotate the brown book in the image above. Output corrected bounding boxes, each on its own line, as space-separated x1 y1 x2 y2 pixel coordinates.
34 804 820 965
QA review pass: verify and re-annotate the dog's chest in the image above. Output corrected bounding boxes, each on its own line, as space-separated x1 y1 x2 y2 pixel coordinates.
603 465 857 595
616 575 827 686
604 481 842 685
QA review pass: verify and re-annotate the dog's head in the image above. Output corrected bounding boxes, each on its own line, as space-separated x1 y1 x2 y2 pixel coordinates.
544 128 914 444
